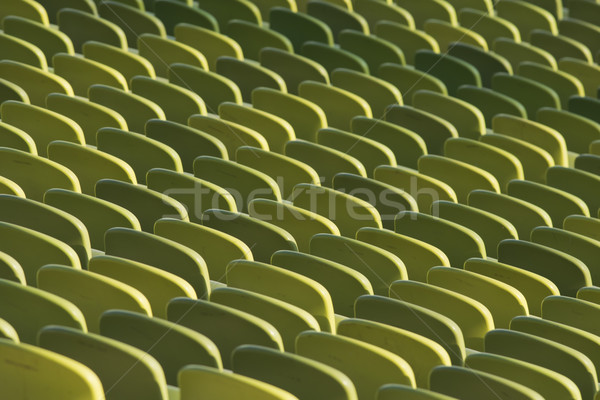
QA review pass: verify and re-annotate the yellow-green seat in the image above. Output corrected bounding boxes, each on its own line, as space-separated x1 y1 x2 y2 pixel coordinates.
485 328 596 400
546 166 600 215
43 189 140 252
216 57 286 103
0 316 19 342
543 295 600 339
100 309 221 386
424 20 488 52
220 103 295 155
89 255 196 318
232 345 356 400
464 258 559 317
418 155 500 203
493 37 557 71
300 40 368 75
339 318 451 389
447 42 512 88
0 147 81 201
52 53 127 97
578 286 600 305
82 41 155 81
306 1 368 40
178 365 298 400
0 339 103 399
271 250 371 317
466 352 581 400
428 266 527 329
458 8 521 45
518 61 584 110
375 22 439 66
130 76 206 125
0 0 48 26
154 0 218 36
196 0 261 28
559 18 600 59
444 137 523 193
0 121 36 154
507 179 589 227
252 87 327 142
0 76 29 104
227 20 293 61
226 259 335 332
537 108 600 155
564 215 600 242
492 73 561 119
250 0 297 21
338 30 405 74
559 58 600 98
0 278 86 343
194 156 280 213
137 34 207 79
96 128 181 184
355 295 466 366
188 115 269 159
89 85 165 133
98 1 166 49
569 96 600 126
37 265 151 333
145 119 227 173
394 0 457 29
352 0 414 32
249 199 339 253
0 32 47 70
0 251 25 284
385 105 458 155
498 239 591 297
377 385 456 400
34 0 96 24
309 233 406 296
269 7 333 52
285 140 366 187
569 0 600 27
154 218 251 283
202 209 297 263
413 90 485 140
211 287 320 352
57 8 127 52
39 326 170 400
174 23 240 71
530 30 593 64
1 100 84 157
495 0 557 38
456 85 527 127
430 365 544 400
415 50 481 99
0 176 25 197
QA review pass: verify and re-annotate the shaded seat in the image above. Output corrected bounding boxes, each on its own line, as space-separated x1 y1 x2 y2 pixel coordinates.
82 41 155 82
375 22 439 66
517 62 584 110
546 166 600 216
175 23 241 71
154 0 218 35
491 73 560 119
98 1 166 49
227 21 293 61
269 7 333 52
58 8 127 52
216 56 286 103
456 85 527 127
415 50 481 96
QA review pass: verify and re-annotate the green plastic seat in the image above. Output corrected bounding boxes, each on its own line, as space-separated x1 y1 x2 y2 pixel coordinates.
0 251 25 284
530 30 593 64
0 32 47 70
37 265 151 333
39 326 170 400
269 7 333 52
537 108 600 155
145 119 227 172
202 209 297 263
154 0 218 36
507 179 589 227
394 0 457 29
98 1 166 49
188 115 269 159
385 105 458 155
0 316 18 342
466 352 581 400
493 37 557 71
430 365 544 400
0 278 86 343
564 215 600 242
424 19 488 52
413 91 485 140
464 258 559 317
82 41 155 81
352 0 414 32
271 250 371 317
378 64 445 106
0 147 81 201
444 138 523 193
297 331 416 399
0 176 25 197
105 227 210 298
250 0 297 21
252 87 327 142
220 103 295 155
543 295 600 339
302 41 369 75
546 166 600 215
47 141 136 196
0 76 29 104
457 8 521 46
96 128 181 184
89 255 196 318
569 0 600 27
0 0 49 25
339 318 451 389
569 96 600 126
338 30 405 75
58 8 127 52
226 259 335 332
479 133 554 183
44 189 140 252
518 62 584 110
485 328 596 400
216 57 286 103
211 287 320 351
559 18 600 64
0 339 103 399
53 53 127 97
309 233 406 296
492 73 561 119
495 0 557 38
418 155 500 203
2 16 73 63
196 0 261 28
415 50 481 96
285 140 366 187
355 295 466 366
226 20 293 61
377 385 456 400
375 22 439 66
457 85 527 127
447 42 512 88
306 1 368 41
0 121 35 154
46 93 127 146
232 345 356 400
498 239 591 297
578 286 600 305
194 156 280 213
249 199 339 253
175 23 240 71
178 365 298 400
137 34 207 79
100 310 222 386
1 100 84 157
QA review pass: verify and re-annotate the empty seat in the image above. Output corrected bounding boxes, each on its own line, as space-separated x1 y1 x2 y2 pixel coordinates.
338 30 405 73
495 0 557 38
0 77 29 104
537 108 600 155
530 30 593 64
415 50 481 96
352 0 414 31
138 34 207 79
269 7 333 52
424 19 488 52
302 41 369 75
559 18 600 60
493 37 557 70
98 1 166 48
217 57 286 103
196 0 261 28
378 63 447 106
559 58 600 98
394 0 457 29
154 0 218 35
375 21 439 66
0 60 72 106
227 20 293 61
457 85 527 127
492 73 561 118
457 9 521 45
175 24 242 71
82 41 155 82
0 32 47 70
518 62 584 109
543 295 600 339
307 1 368 41
0 121 36 154
447 42 512 88
58 8 127 52
547 166 600 215
53 53 127 97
